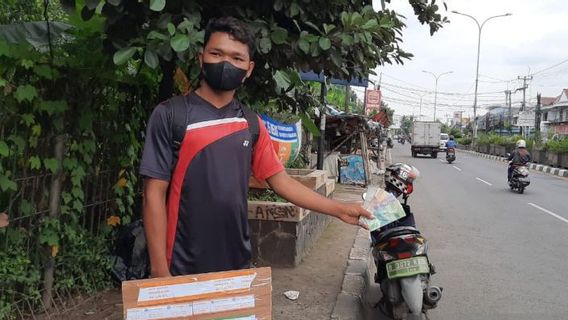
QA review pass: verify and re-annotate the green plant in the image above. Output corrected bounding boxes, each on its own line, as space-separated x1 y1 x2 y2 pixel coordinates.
545 138 568 153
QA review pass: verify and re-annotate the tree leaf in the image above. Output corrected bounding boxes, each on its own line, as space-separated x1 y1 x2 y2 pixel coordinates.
113 46 137 65
29 156 41 170
170 34 190 52
323 24 336 34
0 175 17 192
40 100 68 116
274 70 292 93
259 38 272 53
0 141 9 156
290 2 301 17
44 158 59 174
34 65 60 79
147 31 168 40
14 85 38 103
318 37 331 50
298 38 310 54
362 19 379 30
270 27 288 45
149 0 166 12
299 112 320 137
167 23 176 36
144 49 159 69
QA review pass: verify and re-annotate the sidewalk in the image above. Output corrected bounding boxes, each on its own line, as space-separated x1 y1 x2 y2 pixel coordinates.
458 149 568 178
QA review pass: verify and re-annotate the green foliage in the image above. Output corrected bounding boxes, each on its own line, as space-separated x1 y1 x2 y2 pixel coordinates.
400 115 415 135
477 134 534 150
544 138 568 153
457 137 472 146
73 0 447 109
248 189 287 203
0 4 158 317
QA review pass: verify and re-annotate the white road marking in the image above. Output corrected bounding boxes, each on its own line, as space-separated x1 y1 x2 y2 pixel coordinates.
528 203 568 225
475 177 493 186
453 166 462 171
439 159 445 163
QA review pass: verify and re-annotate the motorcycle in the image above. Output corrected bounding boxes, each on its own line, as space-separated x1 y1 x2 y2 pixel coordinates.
446 148 456 164
509 165 530 194
399 137 406 145
366 186 442 319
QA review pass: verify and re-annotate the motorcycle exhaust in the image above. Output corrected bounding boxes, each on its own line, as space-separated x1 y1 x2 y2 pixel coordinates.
424 285 443 308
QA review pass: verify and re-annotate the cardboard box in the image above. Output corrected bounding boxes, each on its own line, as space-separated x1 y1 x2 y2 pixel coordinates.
122 267 272 320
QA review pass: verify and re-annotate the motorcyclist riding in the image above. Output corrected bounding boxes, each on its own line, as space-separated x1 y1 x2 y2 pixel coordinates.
445 135 457 153
507 139 531 181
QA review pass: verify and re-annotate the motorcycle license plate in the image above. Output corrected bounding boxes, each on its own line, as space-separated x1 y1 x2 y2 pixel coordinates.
386 256 430 279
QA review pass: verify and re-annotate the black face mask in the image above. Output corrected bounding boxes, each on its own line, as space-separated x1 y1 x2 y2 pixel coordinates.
202 61 248 91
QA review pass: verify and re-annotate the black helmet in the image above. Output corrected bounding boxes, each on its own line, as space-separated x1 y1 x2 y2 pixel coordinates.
384 163 420 195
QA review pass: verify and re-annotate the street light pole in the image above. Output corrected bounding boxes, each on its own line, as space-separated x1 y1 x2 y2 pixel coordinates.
452 10 512 143
422 70 453 121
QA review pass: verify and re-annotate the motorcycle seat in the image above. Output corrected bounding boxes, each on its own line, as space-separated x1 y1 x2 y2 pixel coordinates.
376 226 421 243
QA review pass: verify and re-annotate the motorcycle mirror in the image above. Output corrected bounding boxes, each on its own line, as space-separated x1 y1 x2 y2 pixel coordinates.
506 153 511 157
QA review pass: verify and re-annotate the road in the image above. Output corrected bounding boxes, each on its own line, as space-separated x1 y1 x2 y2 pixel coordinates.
365 143 568 320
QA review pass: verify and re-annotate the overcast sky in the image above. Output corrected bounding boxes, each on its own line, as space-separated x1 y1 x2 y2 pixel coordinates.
361 0 568 122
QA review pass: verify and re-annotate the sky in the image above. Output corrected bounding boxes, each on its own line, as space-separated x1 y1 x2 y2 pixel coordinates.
359 0 568 123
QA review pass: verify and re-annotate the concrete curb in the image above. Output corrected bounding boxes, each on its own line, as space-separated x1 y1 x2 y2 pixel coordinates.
331 228 372 320
458 149 568 178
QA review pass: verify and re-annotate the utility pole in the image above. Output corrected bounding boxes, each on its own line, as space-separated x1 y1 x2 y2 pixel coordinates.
504 89 512 132
517 75 533 111
517 75 532 137
535 93 542 140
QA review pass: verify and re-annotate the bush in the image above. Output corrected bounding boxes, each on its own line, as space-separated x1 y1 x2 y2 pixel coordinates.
545 138 568 153
458 137 472 145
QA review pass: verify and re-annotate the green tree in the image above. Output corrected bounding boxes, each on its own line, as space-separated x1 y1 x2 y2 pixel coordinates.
400 115 415 135
69 0 448 104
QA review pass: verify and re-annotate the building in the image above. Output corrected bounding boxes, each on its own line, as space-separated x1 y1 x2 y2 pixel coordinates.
542 89 568 137
476 105 520 134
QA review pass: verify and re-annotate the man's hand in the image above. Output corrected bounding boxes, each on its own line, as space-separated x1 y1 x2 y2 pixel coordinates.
151 268 172 279
336 203 374 229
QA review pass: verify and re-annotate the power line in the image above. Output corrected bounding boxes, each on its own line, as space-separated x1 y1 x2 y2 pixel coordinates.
531 56 568 76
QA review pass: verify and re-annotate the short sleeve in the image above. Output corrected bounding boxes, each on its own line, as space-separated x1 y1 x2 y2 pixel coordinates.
251 118 285 180
139 104 174 181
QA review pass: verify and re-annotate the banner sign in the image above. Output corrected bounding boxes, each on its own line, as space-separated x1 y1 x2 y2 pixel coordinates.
260 114 302 166
366 89 381 114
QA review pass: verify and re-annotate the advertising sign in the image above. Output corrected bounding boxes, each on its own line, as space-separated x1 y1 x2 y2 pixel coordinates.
366 89 381 114
260 115 302 166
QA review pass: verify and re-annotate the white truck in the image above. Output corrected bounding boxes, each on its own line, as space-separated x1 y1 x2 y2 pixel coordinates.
411 121 442 158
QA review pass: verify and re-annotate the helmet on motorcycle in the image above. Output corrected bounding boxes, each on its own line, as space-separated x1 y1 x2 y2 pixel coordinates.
449 135 454 140
516 139 526 148
384 163 420 195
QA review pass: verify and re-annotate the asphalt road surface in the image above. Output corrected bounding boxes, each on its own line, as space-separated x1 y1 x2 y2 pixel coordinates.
364 144 568 320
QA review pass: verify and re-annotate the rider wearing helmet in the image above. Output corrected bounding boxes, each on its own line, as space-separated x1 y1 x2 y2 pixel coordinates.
507 139 531 181
446 135 457 149
445 135 457 155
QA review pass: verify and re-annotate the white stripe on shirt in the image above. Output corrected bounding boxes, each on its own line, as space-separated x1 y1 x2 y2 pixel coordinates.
186 117 247 131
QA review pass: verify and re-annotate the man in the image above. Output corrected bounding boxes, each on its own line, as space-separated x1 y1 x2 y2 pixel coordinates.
445 135 457 154
507 139 531 181
445 136 457 148
140 17 373 278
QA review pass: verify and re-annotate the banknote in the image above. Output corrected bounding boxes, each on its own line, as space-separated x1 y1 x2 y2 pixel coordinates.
359 186 406 231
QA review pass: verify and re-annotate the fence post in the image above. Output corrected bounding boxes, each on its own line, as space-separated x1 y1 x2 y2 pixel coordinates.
42 134 66 310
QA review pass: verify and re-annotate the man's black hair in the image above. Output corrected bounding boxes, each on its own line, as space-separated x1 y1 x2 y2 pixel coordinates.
203 16 256 59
